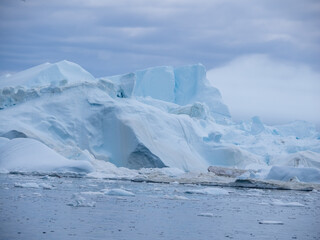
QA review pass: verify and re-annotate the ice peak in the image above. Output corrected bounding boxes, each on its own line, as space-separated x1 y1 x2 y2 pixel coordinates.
0 60 95 89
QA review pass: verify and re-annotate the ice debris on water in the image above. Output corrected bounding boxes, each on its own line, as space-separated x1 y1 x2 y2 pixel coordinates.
103 188 135 197
14 182 40 188
80 191 104 196
259 220 284 225
14 182 54 189
67 194 96 207
270 199 304 207
198 213 214 217
185 187 229 195
162 195 189 200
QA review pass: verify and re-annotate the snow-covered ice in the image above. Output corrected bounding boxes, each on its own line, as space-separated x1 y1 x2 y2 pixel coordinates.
0 138 93 173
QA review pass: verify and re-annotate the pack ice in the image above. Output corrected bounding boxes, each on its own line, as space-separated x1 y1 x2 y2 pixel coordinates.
0 60 319 183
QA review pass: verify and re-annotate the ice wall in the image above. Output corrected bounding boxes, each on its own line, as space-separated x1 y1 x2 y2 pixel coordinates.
103 63 231 121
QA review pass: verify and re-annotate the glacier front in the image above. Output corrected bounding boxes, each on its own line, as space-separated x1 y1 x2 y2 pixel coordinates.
0 60 319 183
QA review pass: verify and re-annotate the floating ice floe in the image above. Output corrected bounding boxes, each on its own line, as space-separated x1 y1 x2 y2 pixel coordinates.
197 213 214 217
103 188 135 197
185 187 229 195
14 182 40 188
162 195 189 200
14 182 54 189
259 220 284 225
270 199 304 207
67 194 96 207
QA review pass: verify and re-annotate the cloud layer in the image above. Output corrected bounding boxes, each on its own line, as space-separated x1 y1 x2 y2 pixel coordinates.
207 55 320 125
0 0 319 76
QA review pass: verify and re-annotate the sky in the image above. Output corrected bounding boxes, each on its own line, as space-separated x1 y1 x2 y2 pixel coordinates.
0 0 319 125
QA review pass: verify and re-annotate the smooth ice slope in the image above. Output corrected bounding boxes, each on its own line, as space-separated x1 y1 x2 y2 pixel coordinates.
0 138 93 173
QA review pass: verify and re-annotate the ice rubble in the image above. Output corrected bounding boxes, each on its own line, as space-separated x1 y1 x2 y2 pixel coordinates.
0 60 319 183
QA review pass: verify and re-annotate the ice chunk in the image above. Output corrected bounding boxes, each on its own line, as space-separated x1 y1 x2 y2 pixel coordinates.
0 138 93 173
14 182 40 188
266 166 320 183
184 187 229 195
103 188 135 197
270 199 304 207
197 213 214 217
163 195 189 200
67 194 96 207
80 191 104 196
259 220 284 225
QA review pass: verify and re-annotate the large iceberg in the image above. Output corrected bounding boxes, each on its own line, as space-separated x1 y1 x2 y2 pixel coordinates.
0 60 319 181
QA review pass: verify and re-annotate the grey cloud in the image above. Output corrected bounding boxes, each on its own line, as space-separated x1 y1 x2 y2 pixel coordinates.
0 0 319 76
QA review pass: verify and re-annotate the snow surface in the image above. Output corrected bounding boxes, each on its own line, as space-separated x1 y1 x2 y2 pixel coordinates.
0 60 319 184
0 138 93 173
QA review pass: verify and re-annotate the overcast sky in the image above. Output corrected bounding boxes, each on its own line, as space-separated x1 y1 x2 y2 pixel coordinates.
0 0 319 125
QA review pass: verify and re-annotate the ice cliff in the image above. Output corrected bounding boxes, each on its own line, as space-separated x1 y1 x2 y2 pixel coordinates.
0 60 319 182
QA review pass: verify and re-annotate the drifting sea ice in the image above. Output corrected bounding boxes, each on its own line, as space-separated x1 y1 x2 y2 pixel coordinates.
103 188 135 197
184 187 229 195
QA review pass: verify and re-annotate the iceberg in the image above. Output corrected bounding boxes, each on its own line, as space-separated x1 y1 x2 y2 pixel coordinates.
0 60 319 183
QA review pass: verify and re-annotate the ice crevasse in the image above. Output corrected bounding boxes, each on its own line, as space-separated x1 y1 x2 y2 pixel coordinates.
0 60 319 181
